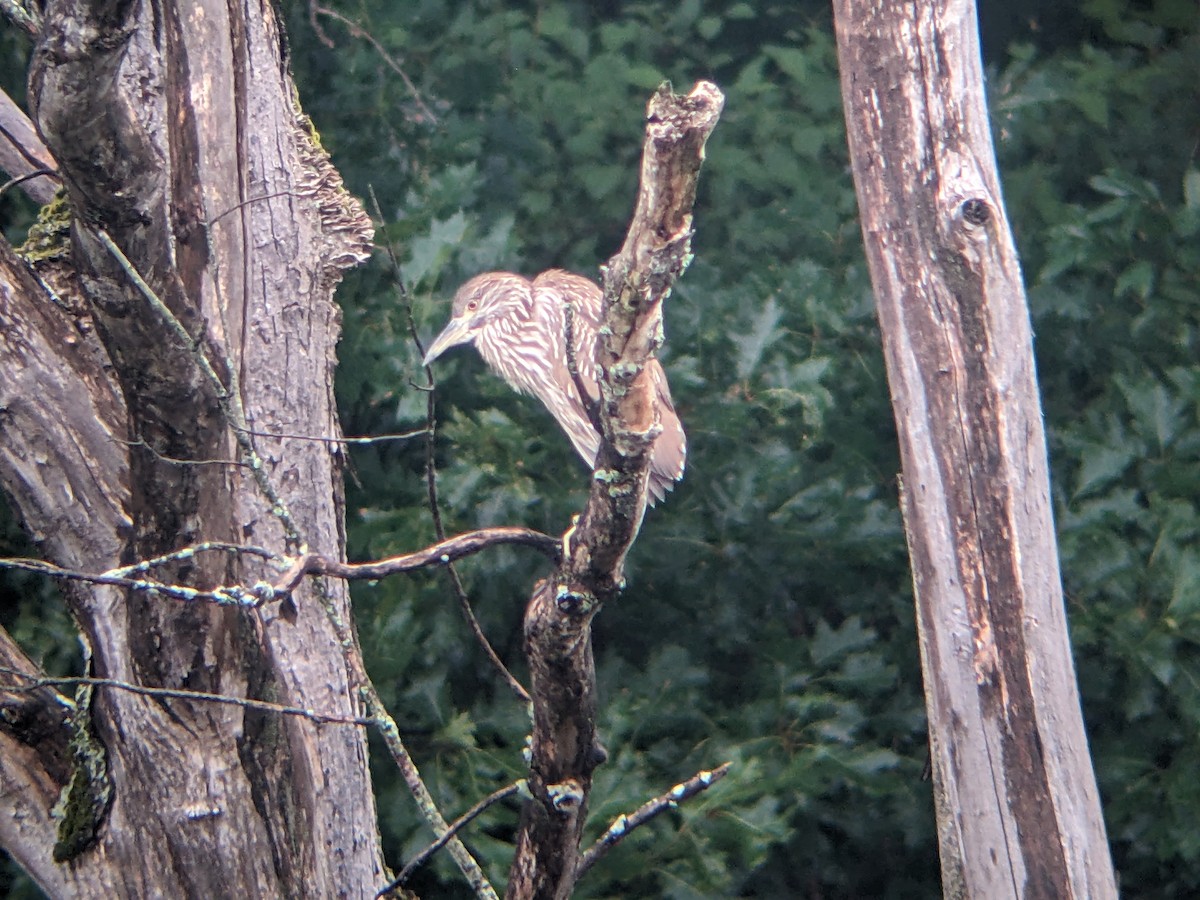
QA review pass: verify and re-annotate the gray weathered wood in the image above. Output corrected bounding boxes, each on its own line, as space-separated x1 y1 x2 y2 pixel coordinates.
0 1 383 895
832 1 1118 897
0 89 58 204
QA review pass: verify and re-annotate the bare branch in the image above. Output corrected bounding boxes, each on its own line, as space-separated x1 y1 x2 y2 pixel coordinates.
272 528 560 596
0 168 60 201
509 82 723 899
239 426 431 446
119 430 428 468
379 782 523 897
0 557 272 608
575 80 725 583
0 1 39 37
105 541 281 577
114 437 249 469
309 3 438 124
0 667 372 727
577 763 732 878
563 299 602 434
368 186 532 704
0 527 558 611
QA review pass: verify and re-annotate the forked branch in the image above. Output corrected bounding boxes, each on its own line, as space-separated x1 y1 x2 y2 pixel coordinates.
508 81 724 900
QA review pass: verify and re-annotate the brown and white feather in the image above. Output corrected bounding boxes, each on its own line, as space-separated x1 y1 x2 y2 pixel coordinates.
425 270 686 504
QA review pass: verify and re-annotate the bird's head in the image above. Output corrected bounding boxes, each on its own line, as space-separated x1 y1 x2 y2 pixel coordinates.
423 272 534 366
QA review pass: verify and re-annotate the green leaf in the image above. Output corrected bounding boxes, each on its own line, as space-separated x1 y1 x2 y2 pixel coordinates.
627 63 666 90
1184 169 1200 210
1073 441 1137 499
406 211 469 289
696 16 722 40
1114 260 1155 300
434 711 478 751
1089 171 1137 198
731 296 784 380
810 616 876 668
1116 375 1185 452
1167 549 1200 620
763 45 808 82
844 747 902 776
579 164 624 201
1072 90 1110 127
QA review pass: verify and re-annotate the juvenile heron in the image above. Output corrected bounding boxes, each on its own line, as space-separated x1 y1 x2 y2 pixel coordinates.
423 269 686 504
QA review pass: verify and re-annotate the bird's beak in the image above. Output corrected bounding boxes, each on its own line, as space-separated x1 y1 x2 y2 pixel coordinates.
423 317 473 367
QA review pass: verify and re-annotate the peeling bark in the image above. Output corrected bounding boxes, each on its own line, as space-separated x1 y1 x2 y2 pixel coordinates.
832 2 1117 897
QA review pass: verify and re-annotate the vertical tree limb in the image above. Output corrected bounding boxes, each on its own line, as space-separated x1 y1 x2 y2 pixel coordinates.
832 2 1117 897
506 81 723 900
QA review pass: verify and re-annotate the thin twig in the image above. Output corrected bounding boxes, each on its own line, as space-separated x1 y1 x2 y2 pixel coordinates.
271 527 561 596
95 230 227 398
94 228 305 545
239 426 431 445
0 666 372 726
105 541 281 577
577 762 732 877
369 187 533 704
206 190 304 228
0 167 61 199
121 429 429 461
563 299 603 434
0 557 273 608
115 437 249 469
310 3 438 124
378 781 523 897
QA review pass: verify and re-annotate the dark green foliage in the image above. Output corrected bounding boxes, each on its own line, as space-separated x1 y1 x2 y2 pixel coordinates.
991 14 1200 894
0 0 1196 895
280 0 1200 895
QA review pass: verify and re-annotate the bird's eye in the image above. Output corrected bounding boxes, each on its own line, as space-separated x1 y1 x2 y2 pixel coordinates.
467 300 479 312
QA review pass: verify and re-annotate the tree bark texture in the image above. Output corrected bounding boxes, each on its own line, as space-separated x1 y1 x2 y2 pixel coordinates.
0 89 58 205
832 2 1116 898
0 2 381 896
505 82 723 900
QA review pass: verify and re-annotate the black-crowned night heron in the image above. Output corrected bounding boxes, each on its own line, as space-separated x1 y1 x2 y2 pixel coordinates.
423 269 686 504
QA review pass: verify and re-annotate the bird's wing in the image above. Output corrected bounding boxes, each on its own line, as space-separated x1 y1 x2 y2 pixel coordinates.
533 270 602 400
531 270 687 502
530 270 602 465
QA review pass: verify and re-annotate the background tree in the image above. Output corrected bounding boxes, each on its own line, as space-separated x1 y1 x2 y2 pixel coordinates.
834 0 1115 894
2 0 1198 897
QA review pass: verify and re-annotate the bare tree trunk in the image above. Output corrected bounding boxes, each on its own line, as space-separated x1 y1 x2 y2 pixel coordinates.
832 2 1116 897
0 2 382 895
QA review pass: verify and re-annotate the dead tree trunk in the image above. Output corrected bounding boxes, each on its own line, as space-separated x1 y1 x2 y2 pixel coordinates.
0 2 383 895
505 82 723 900
832 2 1117 897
